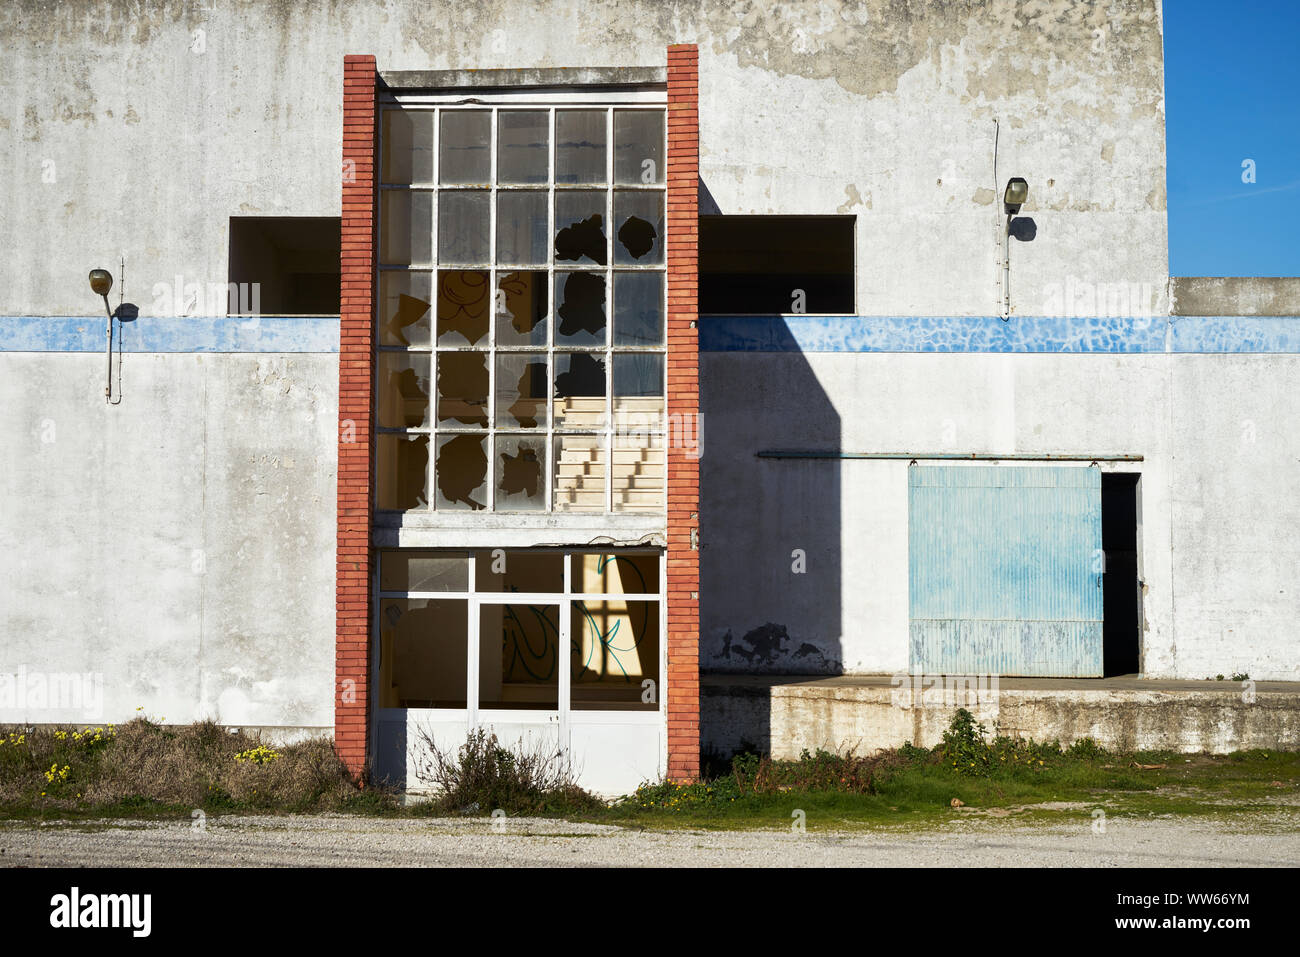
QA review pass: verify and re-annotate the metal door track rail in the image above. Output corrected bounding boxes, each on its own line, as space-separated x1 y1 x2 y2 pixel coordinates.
757 451 1144 462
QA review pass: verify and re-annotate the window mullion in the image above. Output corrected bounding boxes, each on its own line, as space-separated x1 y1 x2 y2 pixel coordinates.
487 107 499 512
429 107 441 513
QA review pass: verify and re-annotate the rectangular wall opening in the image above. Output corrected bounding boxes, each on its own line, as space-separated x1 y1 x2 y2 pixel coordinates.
1102 473 1142 676
228 216 341 315
699 214 854 314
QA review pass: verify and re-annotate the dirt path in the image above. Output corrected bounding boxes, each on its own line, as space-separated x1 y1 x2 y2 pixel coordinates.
2 813 1297 867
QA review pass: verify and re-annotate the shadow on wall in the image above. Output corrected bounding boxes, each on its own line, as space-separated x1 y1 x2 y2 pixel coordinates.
698 302 842 758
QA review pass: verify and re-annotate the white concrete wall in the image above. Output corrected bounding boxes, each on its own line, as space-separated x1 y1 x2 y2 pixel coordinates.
701 350 1300 681
0 353 338 728
0 0 1167 317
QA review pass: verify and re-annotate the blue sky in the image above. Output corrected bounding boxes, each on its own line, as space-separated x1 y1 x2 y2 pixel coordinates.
1164 0 1300 276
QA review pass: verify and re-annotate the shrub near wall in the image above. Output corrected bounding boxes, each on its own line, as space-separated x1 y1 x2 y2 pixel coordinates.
0 717 390 815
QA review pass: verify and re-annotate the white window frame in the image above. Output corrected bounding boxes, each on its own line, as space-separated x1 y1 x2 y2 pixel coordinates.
375 89 669 516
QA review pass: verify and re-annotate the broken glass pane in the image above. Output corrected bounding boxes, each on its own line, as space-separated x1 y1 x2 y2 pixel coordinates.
613 191 664 264
379 190 434 265
553 435 606 511
436 350 489 428
554 191 607 265
378 270 433 347
556 110 607 184
613 271 664 346
435 434 488 510
553 352 606 429
495 353 548 428
438 191 489 264
494 435 547 511
376 434 430 510
439 110 490 185
571 599 659 710
497 110 548 184
554 272 607 346
495 271 547 347
614 110 664 185
496 191 548 265
381 109 434 185
377 353 432 428
436 270 490 345
478 602 559 709
377 598 469 708
380 551 470 592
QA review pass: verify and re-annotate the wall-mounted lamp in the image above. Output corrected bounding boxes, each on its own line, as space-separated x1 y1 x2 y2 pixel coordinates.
1001 177 1029 320
1003 177 1029 215
89 268 115 401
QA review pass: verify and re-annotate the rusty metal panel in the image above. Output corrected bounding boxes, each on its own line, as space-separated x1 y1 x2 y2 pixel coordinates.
909 466 1103 676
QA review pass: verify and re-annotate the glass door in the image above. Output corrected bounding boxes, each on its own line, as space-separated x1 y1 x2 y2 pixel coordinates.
473 598 567 759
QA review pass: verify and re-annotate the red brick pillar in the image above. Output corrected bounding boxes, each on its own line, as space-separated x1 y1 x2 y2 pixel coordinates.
665 44 700 782
336 54 378 780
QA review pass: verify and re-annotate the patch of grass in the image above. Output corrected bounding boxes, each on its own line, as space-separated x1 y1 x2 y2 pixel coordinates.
3 713 1297 831
0 717 400 820
595 711 1300 831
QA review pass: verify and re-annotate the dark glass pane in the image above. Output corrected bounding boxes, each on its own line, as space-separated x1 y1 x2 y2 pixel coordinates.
439 111 490 185
496 191 548 265
478 603 559 708
556 110 607 184
438 191 489 264
380 191 434 265
614 110 664 185
613 271 664 346
497 110 548 184
613 353 663 398
382 109 434 185
474 551 564 592
377 598 469 708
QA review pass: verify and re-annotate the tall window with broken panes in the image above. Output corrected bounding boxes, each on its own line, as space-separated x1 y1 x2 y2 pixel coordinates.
375 100 667 513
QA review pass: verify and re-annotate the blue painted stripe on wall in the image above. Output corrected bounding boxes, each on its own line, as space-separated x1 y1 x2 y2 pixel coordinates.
0 316 340 353
7 314 1299 355
699 315 1300 354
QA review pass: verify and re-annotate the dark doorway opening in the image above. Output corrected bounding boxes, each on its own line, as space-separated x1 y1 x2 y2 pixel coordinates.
228 216 341 315
699 215 854 314
1102 473 1141 676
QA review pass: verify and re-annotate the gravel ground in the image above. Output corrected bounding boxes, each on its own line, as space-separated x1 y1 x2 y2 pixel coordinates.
1 813 1298 867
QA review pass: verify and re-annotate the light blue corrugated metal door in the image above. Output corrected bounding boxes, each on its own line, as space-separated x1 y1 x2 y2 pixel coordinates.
909 466 1103 676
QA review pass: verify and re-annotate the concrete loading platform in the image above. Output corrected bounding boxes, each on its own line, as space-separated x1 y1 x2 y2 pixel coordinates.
702 675 1300 758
